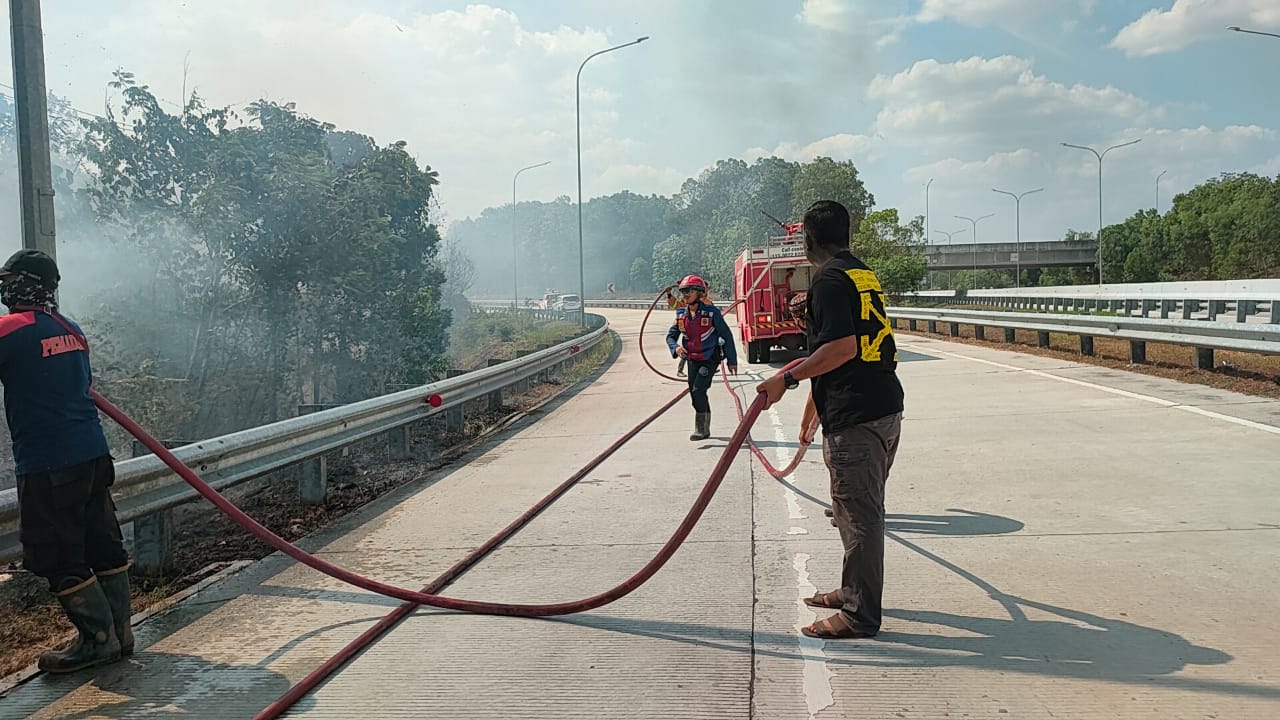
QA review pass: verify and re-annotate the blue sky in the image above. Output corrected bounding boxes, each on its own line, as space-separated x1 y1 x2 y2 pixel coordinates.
2 0 1276 248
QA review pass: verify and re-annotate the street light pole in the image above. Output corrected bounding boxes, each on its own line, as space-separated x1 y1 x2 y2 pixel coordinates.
934 227 966 291
1155 169 1167 212
925 177 933 243
512 161 550 308
991 187 1043 289
1061 138 1141 285
576 36 648 325
1226 25 1280 39
955 214 994 287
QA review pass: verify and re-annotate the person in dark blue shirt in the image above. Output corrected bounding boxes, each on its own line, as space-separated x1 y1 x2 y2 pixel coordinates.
0 249 130 673
666 274 738 441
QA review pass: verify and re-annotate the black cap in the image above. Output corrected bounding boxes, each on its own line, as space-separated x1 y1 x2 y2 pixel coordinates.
0 249 59 287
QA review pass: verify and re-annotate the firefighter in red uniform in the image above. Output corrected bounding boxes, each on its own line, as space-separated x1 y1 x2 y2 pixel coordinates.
0 249 132 673
666 275 738 440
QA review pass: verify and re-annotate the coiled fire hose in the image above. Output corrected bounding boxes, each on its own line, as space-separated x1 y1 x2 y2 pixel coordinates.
635 286 818 479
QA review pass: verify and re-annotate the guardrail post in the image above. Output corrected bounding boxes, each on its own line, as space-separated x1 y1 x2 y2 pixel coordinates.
950 322 960 337
297 404 328 506
384 384 414 460
927 320 937 333
1237 301 1256 323
1207 301 1222 321
1003 328 1015 343
446 369 465 431
1141 299 1156 318
1194 347 1214 370
1182 300 1198 320
1160 300 1174 319
536 344 551 382
129 440 182 576
974 325 986 341
487 358 505 411
1079 335 1094 356
1123 299 1136 316
1129 340 1146 364
1272 301 1280 325
908 319 918 332
1037 331 1050 348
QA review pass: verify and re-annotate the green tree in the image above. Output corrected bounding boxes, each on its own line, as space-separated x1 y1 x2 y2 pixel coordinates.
852 209 927 300
790 157 875 223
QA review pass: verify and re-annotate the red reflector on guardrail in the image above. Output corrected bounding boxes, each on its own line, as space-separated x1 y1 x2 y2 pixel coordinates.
427 394 443 408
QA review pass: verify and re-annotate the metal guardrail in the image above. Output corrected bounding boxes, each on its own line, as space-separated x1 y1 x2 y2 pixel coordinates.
584 298 1280 361
0 314 610 566
887 307 1280 363
911 281 1280 324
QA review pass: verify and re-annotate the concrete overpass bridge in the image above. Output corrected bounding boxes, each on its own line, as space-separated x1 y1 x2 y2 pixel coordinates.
926 239 1097 271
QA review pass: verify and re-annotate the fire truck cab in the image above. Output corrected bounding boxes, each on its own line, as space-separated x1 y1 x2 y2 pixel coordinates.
733 222 814 364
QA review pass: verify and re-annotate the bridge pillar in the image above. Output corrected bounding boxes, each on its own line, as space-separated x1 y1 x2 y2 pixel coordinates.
1003 328 1016 343
1037 331 1050 348
1129 341 1146 364
1079 335 1094 356
1194 347 1214 370
297 404 328 506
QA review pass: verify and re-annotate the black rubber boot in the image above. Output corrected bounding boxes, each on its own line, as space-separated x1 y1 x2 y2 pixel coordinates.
39 577 122 674
690 412 711 441
98 565 135 657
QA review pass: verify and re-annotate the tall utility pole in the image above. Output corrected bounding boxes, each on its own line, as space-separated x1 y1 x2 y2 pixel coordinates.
1155 169 1167 212
10 0 57 259
955 213 994 285
512 161 550 308
1061 138 1141 285
576 36 648 325
991 187 1043 288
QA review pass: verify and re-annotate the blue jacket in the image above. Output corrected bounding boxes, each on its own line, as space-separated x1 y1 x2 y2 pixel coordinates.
0 310 109 475
666 302 738 365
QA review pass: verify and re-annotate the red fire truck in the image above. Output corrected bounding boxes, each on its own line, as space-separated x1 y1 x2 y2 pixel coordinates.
733 221 814 364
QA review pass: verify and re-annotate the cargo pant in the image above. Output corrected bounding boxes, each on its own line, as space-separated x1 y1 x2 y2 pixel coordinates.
822 411 902 634
17 454 129 592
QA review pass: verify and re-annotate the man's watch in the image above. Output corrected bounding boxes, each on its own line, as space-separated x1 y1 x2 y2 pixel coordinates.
783 371 799 389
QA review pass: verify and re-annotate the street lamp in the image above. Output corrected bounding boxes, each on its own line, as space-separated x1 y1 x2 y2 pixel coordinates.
991 187 1043 288
1227 25 1280 39
924 177 933 242
955 214 994 286
934 227 966 290
576 35 649 325
1061 138 1141 285
1155 169 1166 212
512 161 550 308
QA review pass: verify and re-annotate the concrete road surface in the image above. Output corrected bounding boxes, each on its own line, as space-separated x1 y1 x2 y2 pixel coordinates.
4 308 1278 719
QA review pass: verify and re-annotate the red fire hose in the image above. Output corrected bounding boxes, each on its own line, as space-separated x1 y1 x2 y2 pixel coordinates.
40 305 804 716
633 287 816 479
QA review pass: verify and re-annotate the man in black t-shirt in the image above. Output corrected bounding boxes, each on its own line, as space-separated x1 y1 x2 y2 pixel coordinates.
757 200 903 640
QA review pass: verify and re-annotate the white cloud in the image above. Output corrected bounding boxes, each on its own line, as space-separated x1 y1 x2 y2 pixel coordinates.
797 0 913 47
1110 0 1280 57
744 133 879 163
867 55 1160 149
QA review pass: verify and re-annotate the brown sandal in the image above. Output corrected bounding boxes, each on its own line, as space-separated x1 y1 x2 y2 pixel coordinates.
801 612 876 639
803 590 843 610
